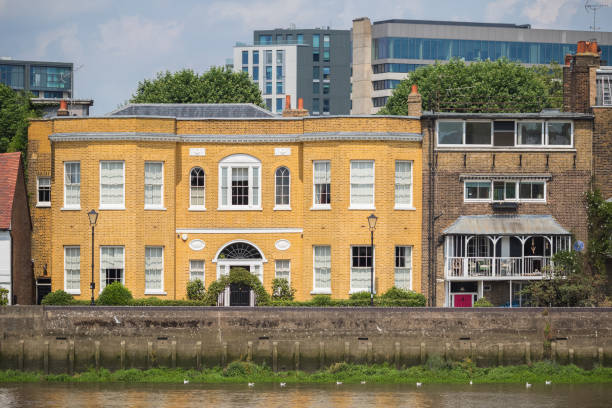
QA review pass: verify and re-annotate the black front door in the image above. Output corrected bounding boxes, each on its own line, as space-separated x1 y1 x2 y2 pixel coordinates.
230 284 251 306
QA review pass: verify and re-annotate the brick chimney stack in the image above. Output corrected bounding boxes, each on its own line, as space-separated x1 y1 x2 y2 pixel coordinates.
407 84 422 117
563 40 601 113
282 96 309 117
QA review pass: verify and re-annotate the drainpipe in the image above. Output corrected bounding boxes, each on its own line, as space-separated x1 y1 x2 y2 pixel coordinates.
428 118 436 306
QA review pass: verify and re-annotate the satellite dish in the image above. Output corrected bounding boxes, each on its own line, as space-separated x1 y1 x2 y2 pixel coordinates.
573 240 585 252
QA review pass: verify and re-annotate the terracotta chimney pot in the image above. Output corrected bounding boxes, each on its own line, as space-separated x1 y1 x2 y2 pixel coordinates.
57 100 69 116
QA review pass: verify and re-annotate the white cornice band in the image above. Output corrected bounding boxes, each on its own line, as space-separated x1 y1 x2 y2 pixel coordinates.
49 132 423 143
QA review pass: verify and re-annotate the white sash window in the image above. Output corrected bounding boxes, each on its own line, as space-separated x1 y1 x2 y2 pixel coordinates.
100 161 125 209
313 246 331 293
350 160 374 209
64 162 80 209
144 162 163 208
145 247 163 293
395 161 413 209
64 246 80 294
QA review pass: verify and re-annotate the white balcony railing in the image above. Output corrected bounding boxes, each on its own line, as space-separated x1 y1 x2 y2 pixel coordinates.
446 256 550 279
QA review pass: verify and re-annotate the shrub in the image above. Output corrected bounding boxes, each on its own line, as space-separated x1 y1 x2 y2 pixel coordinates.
311 295 333 306
97 282 133 305
41 290 74 305
349 291 372 300
0 288 8 305
204 267 270 306
186 279 206 301
271 278 296 301
474 297 494 307
379 287 427 306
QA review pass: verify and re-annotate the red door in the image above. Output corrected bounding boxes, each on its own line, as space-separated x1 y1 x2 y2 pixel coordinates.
454 294 473 307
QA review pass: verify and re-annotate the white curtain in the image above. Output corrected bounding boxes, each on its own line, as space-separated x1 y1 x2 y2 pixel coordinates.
275 260 291 283
314 246 331 289
221 167 228 206
351 161 374 205
252 167 259 206
351 267 370 291
145 163 163 206
189 260 205 282
101 161 124 205
64 162 80 206
101 247 123 269
64 247 80 290
145 247 163 290
314 161 330 184
395 161 412 206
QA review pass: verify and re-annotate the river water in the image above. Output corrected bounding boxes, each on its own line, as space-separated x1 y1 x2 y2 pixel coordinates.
1 383 611 407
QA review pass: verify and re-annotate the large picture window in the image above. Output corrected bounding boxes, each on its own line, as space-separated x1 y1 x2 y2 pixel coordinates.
275 166 290 209
395 246 412 290
313 161 331 208
145 247 163 294
100 161 124 209
190 167 205 209
351 246 372 293
100 246 124 290
395 161 413 209
313 246 331 293
64 246 80 294
144 162 163 209
64 162 80 209
218 154 261 210
350 160 374 209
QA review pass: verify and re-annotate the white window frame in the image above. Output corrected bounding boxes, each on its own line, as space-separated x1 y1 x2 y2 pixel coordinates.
349 245 375 294
312 160 331 210
546 120 574 147
99 161 125 210
394 245 412 291
274 259 291 284
99 246 125 292
517 120 545 146
394 160 414 210
349 160 375 210
436 120 465 146
189 260 205 282
63 162 80 210
144 246 165 295
218 154 262 210
37 176 51 207
189 167 206 211
64 246 80 295
312 245 331 294
274 166 291 210
144 161 164 210
464 180 547 203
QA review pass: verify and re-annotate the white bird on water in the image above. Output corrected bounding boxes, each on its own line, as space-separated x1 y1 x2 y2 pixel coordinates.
469 380 473 385
545 380 552 385
336 381 343 385
526 382 532 388
280 382 286 387
360 381 366 385
248 382 255 387
416 382 422 387
183 379 189 384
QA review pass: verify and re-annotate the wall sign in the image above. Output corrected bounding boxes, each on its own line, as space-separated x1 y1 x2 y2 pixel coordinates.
189 239 205 251
274 147 291 156
190 148 206 156
275 239 291 251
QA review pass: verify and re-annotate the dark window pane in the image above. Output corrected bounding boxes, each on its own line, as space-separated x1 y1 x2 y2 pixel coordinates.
466 122 491 144
438 122 462 144
548 122 571 145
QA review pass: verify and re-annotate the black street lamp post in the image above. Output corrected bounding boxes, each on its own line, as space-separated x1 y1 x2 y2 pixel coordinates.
88 209 98 306
367 213 378 306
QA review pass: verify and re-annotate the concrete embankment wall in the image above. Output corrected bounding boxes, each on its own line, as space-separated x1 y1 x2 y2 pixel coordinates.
0 306 611 373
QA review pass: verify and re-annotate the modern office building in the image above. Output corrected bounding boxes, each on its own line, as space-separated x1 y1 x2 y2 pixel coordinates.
351 18 612 114
234 27 351 115
0 59 73 99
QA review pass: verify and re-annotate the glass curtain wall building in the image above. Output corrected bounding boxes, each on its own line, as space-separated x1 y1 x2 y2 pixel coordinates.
0 59 73 99
351 18 612 114
234 28 351 115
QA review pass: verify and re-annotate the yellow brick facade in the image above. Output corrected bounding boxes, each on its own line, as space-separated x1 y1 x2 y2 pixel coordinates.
28 116 422 301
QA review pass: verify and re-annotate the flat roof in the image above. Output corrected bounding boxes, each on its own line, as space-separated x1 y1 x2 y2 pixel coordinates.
0 59 73 67
373 19 530 29
422 111 594 120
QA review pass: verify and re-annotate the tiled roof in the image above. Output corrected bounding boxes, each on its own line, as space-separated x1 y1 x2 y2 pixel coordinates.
0 152 22 230
108 103 273 118
443 215 569 235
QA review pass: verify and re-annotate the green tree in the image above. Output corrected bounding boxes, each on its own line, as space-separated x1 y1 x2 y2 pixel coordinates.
379 58 562 115
0 84 40 155
130 67 264 106
521 190 611 306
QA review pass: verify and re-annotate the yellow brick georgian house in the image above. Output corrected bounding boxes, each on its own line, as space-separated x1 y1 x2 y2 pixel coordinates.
28 105 423 302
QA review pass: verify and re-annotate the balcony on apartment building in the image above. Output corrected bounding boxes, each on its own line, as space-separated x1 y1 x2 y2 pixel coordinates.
443 215 571 281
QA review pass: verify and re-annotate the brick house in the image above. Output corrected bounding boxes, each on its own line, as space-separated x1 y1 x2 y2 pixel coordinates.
421 41 608 307
0 152 33 304
27 103 423 302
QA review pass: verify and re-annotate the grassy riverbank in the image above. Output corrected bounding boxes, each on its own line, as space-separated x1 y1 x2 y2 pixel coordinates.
1 361 612 384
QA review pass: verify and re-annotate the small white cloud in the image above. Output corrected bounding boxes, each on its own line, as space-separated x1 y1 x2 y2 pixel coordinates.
33 24 82 59
485 0 521 22
522 0 580 27
97 16 183 57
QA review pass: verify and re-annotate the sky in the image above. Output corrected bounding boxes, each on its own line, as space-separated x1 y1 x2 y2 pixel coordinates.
1 0 611 114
